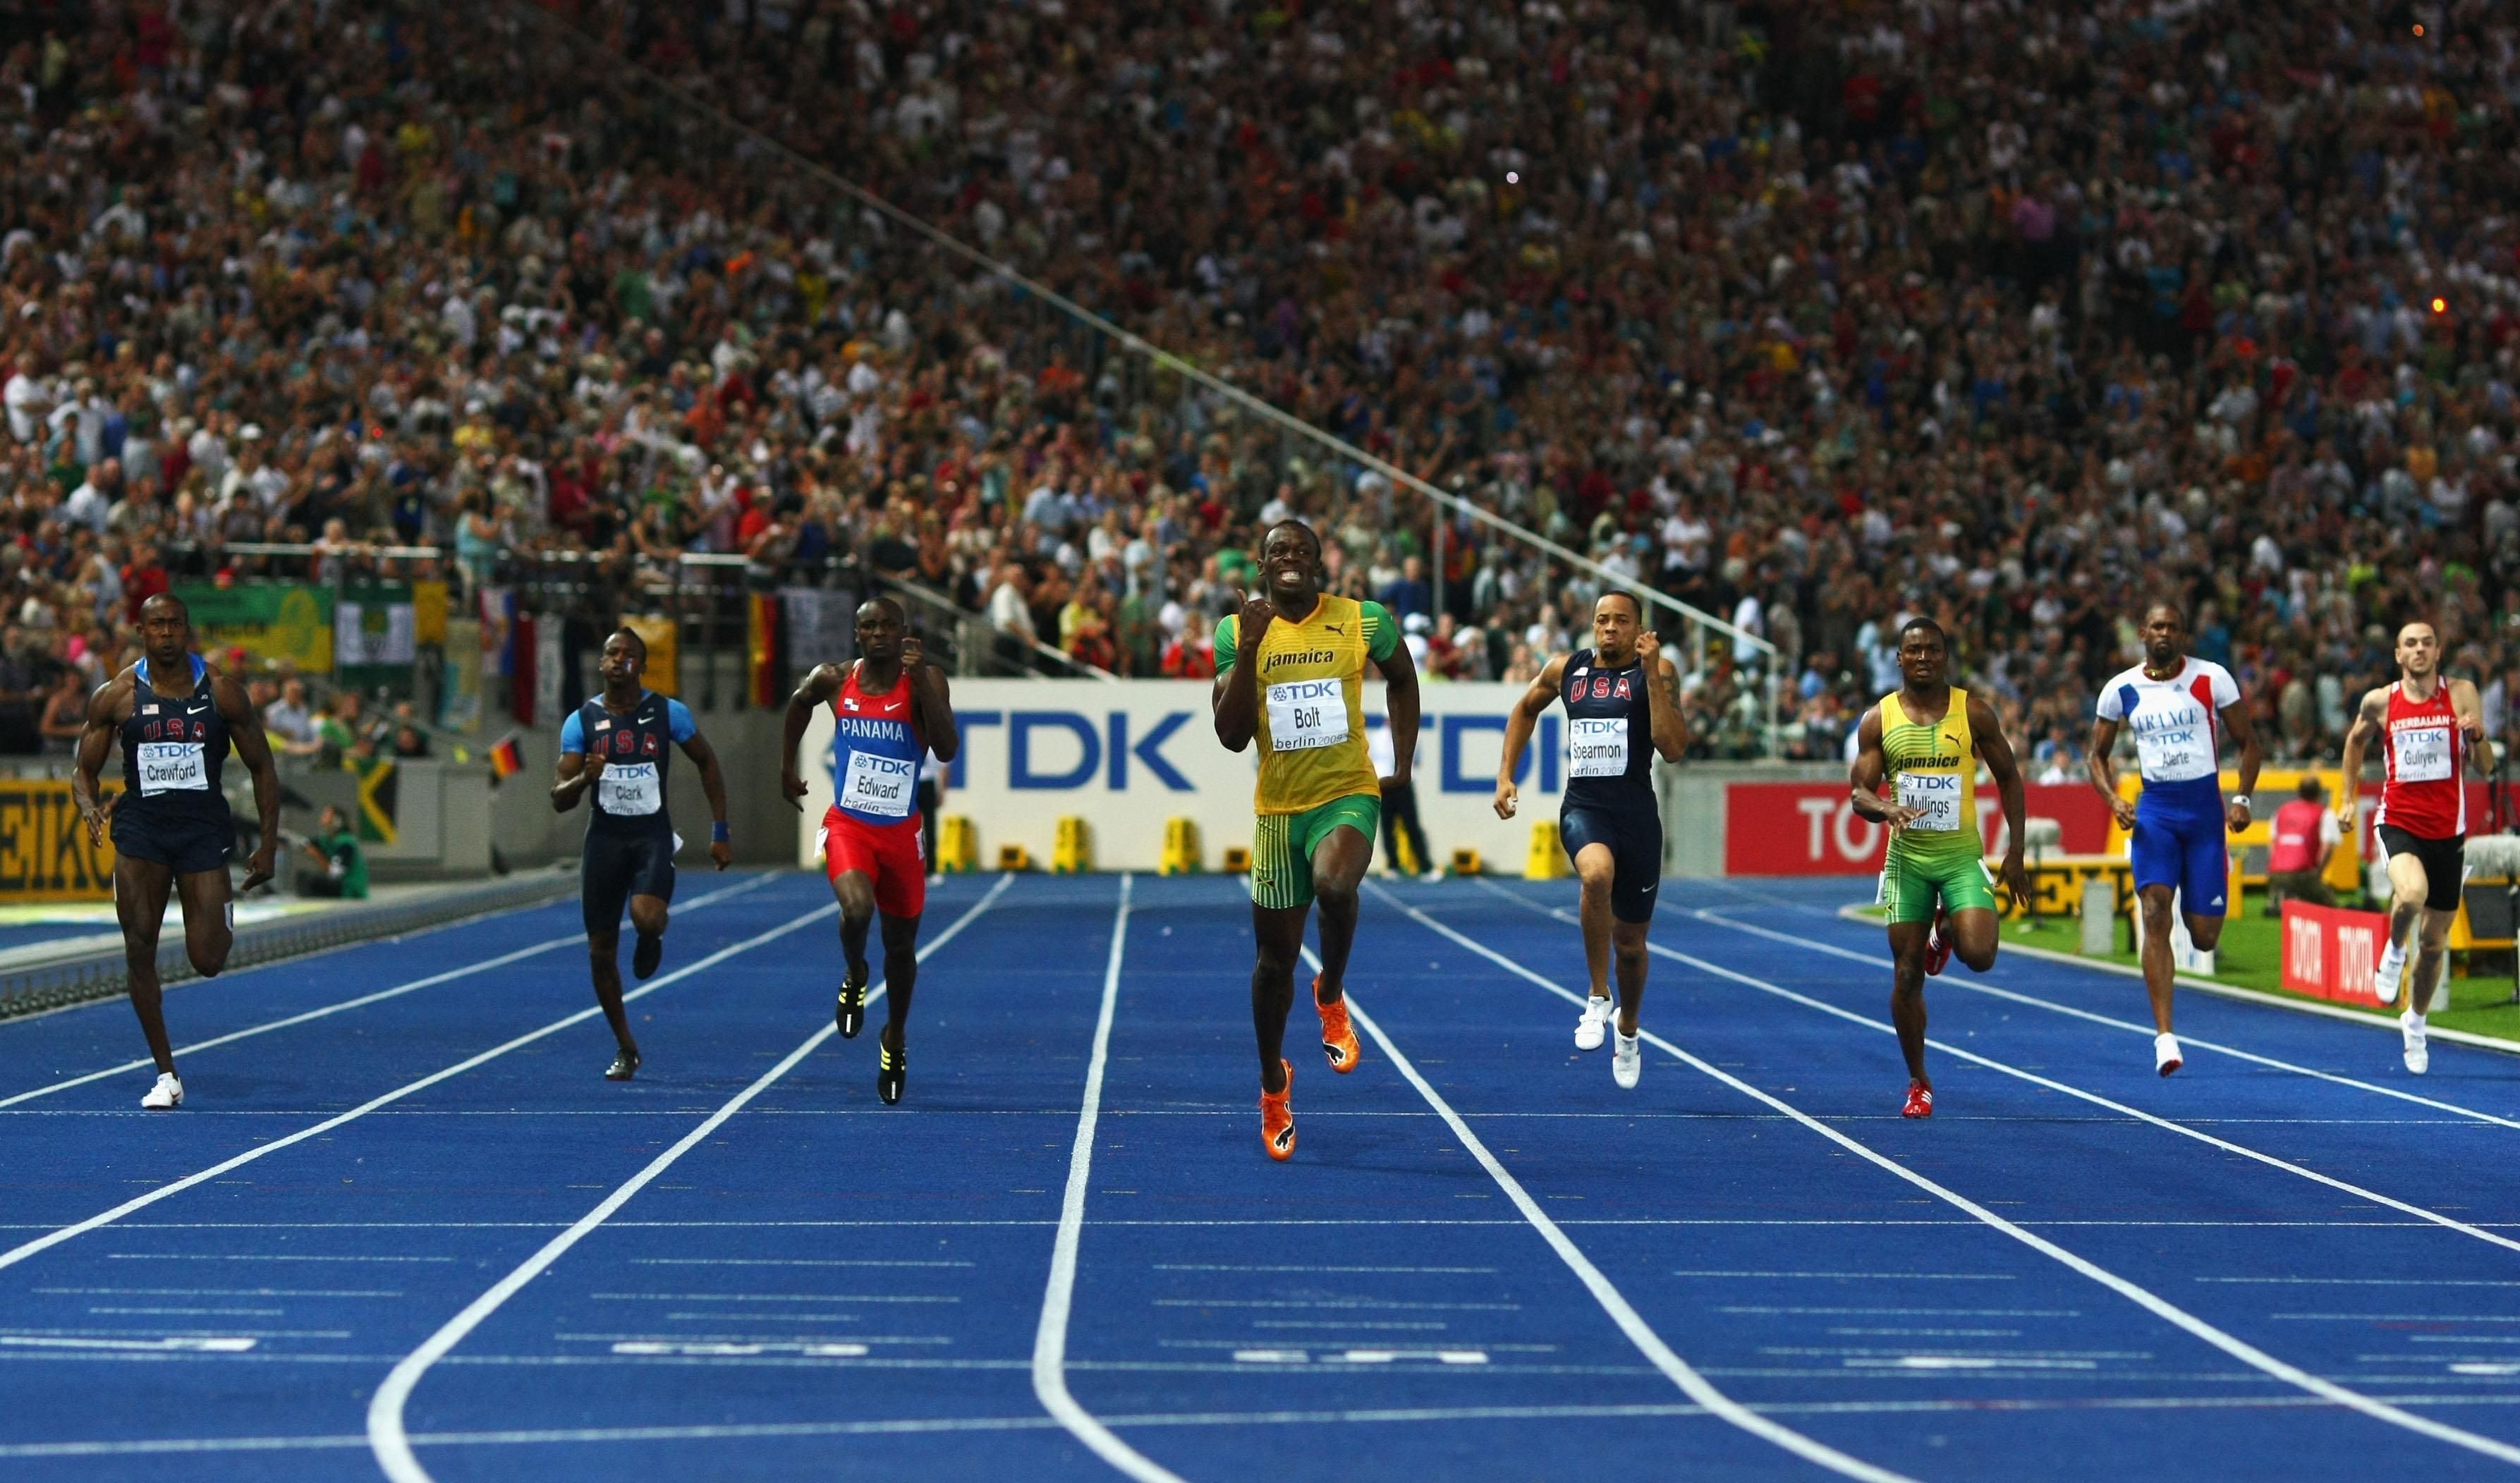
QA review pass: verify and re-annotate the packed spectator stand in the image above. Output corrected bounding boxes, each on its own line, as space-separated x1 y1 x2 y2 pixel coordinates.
5 0 2520 777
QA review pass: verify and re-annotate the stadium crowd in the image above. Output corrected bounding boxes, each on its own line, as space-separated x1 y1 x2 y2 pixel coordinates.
4 0 2520 776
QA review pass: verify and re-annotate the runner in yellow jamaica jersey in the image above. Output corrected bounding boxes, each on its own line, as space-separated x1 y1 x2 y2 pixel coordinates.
1847 617 2031 1121
1212 520 1422 1161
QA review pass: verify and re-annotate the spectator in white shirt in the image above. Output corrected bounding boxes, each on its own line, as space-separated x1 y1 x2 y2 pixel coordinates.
62 458 120 535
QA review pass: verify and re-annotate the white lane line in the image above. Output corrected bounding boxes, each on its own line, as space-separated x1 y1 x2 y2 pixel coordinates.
1639 915 2520 1259
1317 950 1916 1483
1672 895 2520 1131
1476 883 2520 1258
1483 879 2520 1121
365 874 1012 1483
54 1389 2520 1457
0 874 779 1109
1384 884 2520 1469
0 889 848 1278
626 1258 975 1268
1030 873 1185 1483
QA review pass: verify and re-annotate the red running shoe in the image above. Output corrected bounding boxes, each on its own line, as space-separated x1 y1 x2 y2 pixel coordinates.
1924 908 1953 977
1902 1080 1935 1118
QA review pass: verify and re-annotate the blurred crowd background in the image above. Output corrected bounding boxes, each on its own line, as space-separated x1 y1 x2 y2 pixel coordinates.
4 0 2519 773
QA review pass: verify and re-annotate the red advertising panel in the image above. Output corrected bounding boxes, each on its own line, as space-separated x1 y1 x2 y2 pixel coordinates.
1724 782 2118 877
2279 901 2390 1006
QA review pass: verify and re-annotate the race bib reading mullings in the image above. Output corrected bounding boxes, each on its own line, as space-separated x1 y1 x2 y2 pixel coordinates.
597 760 663 815
1566 716 1629 778
2396 724 2453 783
137 740 208 795
840 750 917 817
1895 771 1964 831
1266 678 1349 752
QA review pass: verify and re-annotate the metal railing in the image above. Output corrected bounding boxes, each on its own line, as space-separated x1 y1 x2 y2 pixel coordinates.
0 869 579 1023
482 0 1784 752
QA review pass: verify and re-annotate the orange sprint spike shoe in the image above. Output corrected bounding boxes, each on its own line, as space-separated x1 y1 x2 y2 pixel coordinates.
1260 1059 1296 1160
1316 980 1362 1073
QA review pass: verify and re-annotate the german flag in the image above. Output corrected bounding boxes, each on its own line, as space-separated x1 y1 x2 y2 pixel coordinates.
488 736 524 783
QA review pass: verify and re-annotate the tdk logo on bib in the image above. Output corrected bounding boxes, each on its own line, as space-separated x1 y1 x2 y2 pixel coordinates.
1275 679 1339 703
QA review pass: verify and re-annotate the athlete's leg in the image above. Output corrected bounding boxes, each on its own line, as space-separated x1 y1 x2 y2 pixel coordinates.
1252 901 1308 1092
1945 908 2002 972
1610 920 1648 1036
586 927 635 1049
114 852 178 1075
2407 904 2457 1013
1885 917 1932 1085
2382 849 2431 959
832 869 877 979
171 865 233 978
2182 824 2232 953
877 911 923 1054
1395 781 1433 876
1573 843 1617 1002
627 894 669 940
1310 824 1372 1004
2135 884 2180 1034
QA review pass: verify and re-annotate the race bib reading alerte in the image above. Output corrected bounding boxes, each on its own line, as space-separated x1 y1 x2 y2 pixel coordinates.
2396 724 2453 783
136 741 207 796
596 760 662 816
1266 678 1349 752
1567 717 1629 778
1896 771 1964 832
840 750 917 817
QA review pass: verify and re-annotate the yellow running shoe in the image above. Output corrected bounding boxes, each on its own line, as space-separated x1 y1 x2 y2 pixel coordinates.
1260 1059 1295 1160
1315 979 1362 1073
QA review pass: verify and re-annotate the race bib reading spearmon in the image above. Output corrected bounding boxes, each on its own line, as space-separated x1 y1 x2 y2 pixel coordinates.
840 750 917 817
136 741 207 796
1895 771 1964 832
596 760 662 816
1266 678 1349 752
2396 724 2453 783
1566 716 1629 778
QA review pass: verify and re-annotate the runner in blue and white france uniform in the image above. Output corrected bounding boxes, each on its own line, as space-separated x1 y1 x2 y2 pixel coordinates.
2086 604 2263 1076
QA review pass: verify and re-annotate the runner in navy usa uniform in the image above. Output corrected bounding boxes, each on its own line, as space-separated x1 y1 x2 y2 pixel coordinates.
1496 592 1687 1089
552 628 734 1081
72 594 283 1110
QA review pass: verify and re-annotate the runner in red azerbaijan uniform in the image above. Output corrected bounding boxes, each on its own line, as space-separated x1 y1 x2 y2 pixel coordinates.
2339 620 2489 1076
781 598 959 1104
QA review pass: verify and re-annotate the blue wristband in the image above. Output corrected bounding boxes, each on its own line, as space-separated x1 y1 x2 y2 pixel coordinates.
711 821 731 843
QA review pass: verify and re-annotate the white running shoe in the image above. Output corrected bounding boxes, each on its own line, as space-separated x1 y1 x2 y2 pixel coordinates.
1612 1032 1641 1089
2402 1011 2430 1075
141 1073 183 1110
1420 867 1447 884
1575 995 1614 1051
2154 1032 2184 1077
2374 942 2406 1005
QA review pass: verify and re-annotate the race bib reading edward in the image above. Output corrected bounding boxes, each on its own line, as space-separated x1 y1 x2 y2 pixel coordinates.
841 750 918 817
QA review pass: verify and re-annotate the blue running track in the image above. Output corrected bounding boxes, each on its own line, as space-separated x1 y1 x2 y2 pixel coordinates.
3 871 2520 1480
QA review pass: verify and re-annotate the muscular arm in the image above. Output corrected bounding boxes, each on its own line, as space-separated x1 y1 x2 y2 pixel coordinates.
677 729 731 829
1970 692 2029 862
71 678 126 846
1496 655 1568 788
1848 704 1899 822
1212 621 1262 752
911 664 958 763
1376 635 1421 787
1648 656 1688 762
2337 688 2387 817
2452 678 2494 772
2221 695 2263 816
551 748 593 812
214 673 282 889
2084 716 2123 807
779 663 844 810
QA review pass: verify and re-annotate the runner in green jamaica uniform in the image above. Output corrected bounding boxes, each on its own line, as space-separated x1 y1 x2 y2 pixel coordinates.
1847 617 2030 1120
